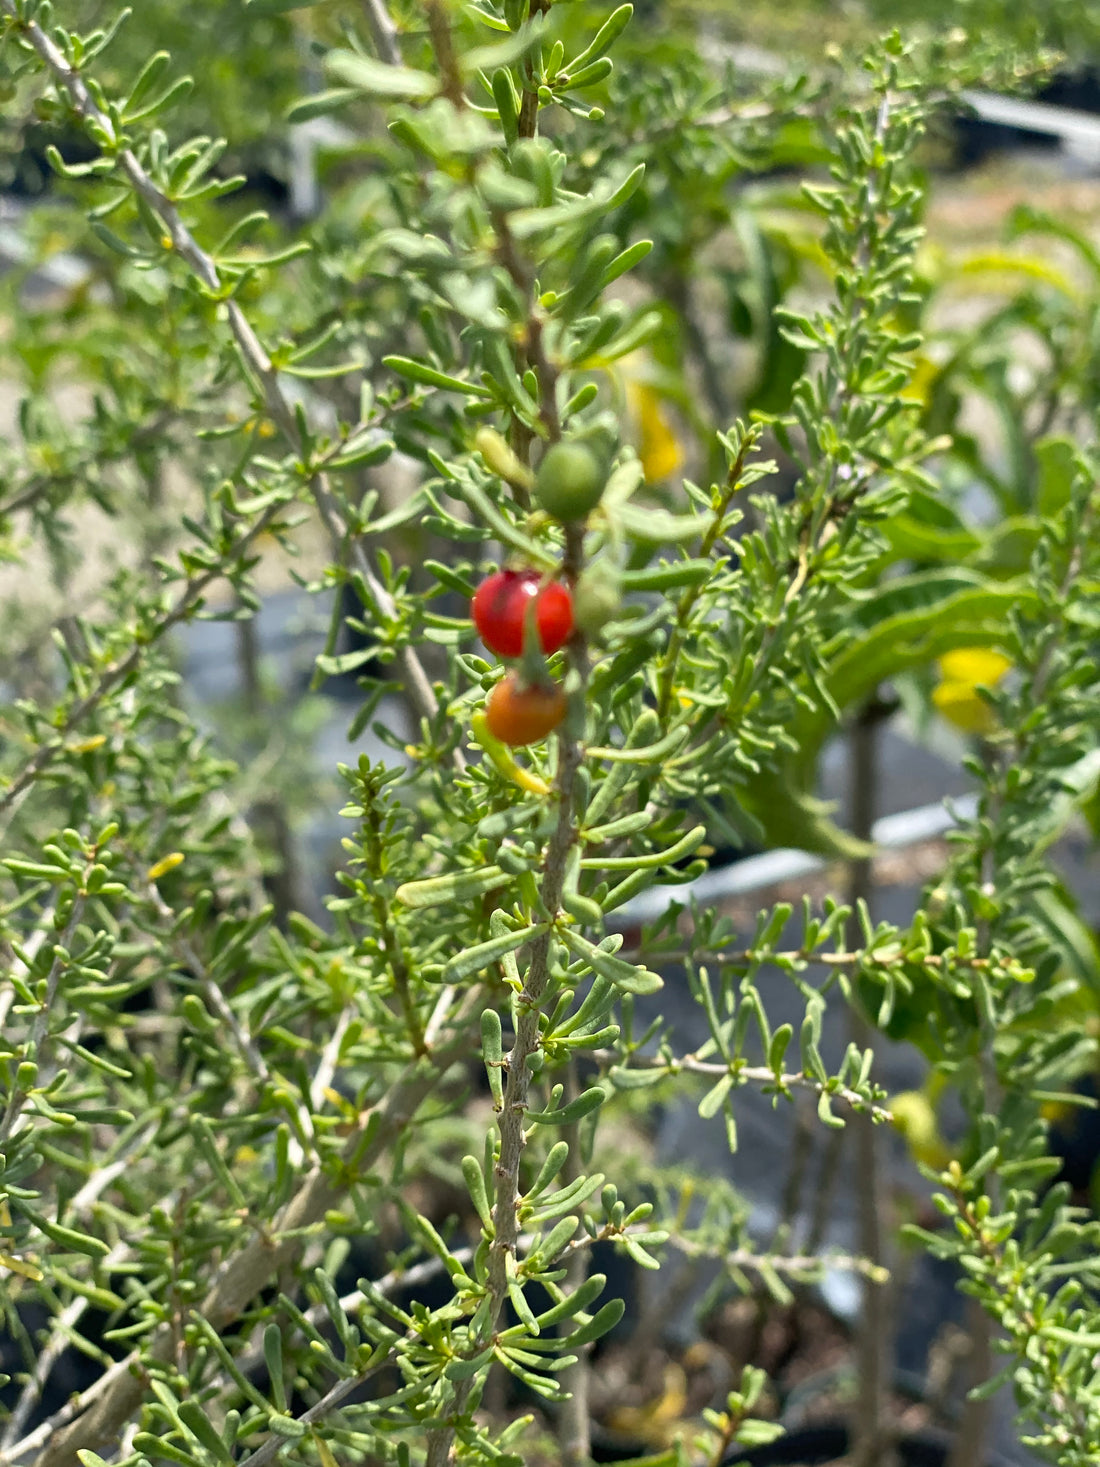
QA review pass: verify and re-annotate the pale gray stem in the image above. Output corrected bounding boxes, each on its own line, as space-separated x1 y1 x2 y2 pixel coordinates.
363 0 402 65
425 526 590 1467
586 1049 892 1123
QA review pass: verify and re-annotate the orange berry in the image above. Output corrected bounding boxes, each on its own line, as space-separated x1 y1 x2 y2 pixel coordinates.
485 673 567 747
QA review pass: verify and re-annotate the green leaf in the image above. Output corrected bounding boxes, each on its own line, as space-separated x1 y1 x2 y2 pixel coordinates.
444 1345 496 1380
737 774 872 860
561 1297 626 1347
533 1271 605 1327
326 52 438 101
735 1420 785 1448
620 558 712 591
558 928 663 995
443 923 546 982
22 1209 110 1257
614 503 711 543
1035 435 1081 517
382 355 494 398
526 1142 572 1200
395 866 511 908
509 164 645 240
786 579 1037 791
585 722 690 765
286 88 359 123
569 6 634 72
608 1065 667 1091
578 822 705 868
462 1155 494 1229
526 1084 607 1126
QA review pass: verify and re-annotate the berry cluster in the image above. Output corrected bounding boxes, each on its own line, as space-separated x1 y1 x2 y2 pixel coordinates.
472 570 573 747
471 438 607 747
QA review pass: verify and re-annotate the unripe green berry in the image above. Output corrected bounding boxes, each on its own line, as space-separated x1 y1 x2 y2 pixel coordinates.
534 441 606 522
573 561 622 638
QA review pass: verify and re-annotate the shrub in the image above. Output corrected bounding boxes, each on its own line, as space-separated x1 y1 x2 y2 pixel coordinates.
1 4 1099 1467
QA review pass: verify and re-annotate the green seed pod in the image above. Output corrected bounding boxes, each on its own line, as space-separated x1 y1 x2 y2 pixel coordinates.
534 441 606 522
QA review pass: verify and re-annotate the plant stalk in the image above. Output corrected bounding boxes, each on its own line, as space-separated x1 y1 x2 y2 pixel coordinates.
845 699 895 1467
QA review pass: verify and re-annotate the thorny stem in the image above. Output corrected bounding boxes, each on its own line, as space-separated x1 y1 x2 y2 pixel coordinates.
946 1185 1094 1449
945 492 1096 1467
557 1061 593 1467
493 213 563 465
426 522 589 1467
2 3 457 771
517 0 553 140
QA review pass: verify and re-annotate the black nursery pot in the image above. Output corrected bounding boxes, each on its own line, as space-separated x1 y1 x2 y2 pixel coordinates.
722 1421 956 1467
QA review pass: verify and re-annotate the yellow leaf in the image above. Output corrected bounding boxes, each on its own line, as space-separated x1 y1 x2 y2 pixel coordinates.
0 1250 44 1281
898 353 939 406
68 734 107 754
146 852 185 882
471 711 552 796
606 1363 688 1445
959 251 1078 299
312 1431 341 1467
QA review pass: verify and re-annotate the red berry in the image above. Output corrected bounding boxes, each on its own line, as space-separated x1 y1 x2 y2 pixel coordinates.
471 570 573 659
485 673 568 747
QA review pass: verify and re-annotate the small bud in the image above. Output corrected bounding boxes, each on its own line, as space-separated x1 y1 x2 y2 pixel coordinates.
474 427 534 491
